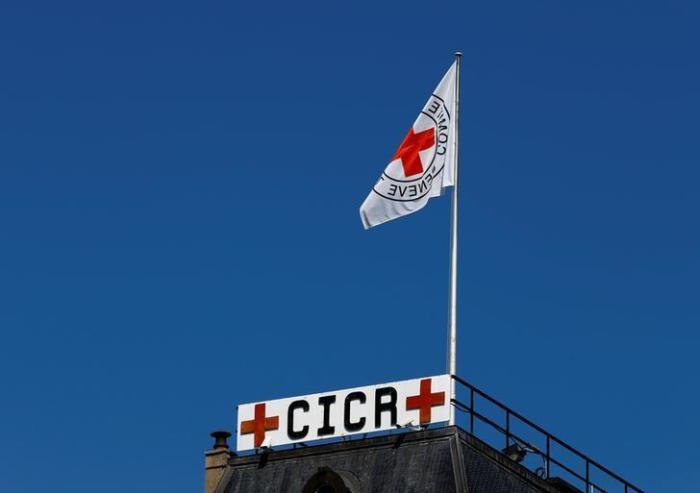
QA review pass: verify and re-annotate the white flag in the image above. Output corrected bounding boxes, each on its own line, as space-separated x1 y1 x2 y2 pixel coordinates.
360 62 457 229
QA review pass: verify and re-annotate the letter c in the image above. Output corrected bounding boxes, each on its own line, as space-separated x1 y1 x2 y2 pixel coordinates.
344 391 367 432
287 399 309 440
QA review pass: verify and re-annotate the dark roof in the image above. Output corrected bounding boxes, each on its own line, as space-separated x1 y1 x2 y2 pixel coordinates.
216 427 581 493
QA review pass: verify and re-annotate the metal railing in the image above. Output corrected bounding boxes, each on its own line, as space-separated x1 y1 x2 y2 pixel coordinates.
451 375 644 493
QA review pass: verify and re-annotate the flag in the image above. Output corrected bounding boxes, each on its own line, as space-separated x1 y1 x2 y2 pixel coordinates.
360 62 457 229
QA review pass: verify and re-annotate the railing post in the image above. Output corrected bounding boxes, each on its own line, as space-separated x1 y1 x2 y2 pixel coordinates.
585 461 590 491
505 411 510 449
545 436 550 478
469 388 474 433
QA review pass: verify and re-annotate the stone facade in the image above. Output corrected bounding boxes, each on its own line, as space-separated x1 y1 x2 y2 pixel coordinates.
203 427 581 493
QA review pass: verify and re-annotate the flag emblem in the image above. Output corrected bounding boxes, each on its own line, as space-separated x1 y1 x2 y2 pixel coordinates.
360 63 457 228
393 127 435 178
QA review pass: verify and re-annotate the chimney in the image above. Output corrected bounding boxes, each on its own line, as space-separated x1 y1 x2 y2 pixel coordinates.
204 430 232 493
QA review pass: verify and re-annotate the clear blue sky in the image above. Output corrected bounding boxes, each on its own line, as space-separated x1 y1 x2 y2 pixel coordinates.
1 1 697 492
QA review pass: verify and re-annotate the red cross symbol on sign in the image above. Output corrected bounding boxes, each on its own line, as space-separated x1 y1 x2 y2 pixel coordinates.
240 403 279 447
406 378 446 424
392 127 435 178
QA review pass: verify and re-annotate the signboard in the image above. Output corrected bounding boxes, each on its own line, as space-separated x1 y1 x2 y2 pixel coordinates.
236 374 450 451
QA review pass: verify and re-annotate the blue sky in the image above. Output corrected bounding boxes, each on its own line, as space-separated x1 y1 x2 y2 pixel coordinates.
1 1 698 492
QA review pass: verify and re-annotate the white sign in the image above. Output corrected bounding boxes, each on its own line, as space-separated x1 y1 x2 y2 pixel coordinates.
236 375 451 451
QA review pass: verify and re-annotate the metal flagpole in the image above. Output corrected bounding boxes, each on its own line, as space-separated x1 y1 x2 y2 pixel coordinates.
447 51 462 426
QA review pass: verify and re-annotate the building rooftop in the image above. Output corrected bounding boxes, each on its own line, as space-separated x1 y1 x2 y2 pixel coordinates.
205 376 643 493
211 426 583 493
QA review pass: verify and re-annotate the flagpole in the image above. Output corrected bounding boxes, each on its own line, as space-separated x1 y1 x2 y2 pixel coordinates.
447 51 461 426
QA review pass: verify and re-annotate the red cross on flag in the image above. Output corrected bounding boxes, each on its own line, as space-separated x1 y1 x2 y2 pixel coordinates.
360 62 457 229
